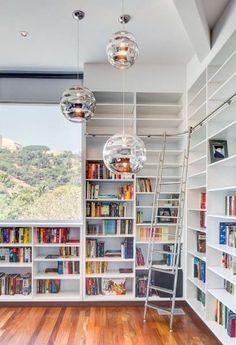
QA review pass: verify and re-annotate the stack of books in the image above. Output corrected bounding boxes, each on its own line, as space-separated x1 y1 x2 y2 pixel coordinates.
86 239 105 258
0 247 31 263
221 252 236 274
86 277 100 295
36 227 70 244
224 279 236 296
136 178 152 192
57 261 79 275
86 161 133 180
193 257 206 283
0 272 31 295
197 288 205 307
86 202 127 217
86 261 108 274
219 222 236 247
196 232 206 253
37 279 60 294
225 194 236 216
0 227 30 244
103 220 133 235
136 248 145 266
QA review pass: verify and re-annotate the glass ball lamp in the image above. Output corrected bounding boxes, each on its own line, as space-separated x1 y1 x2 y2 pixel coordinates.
106 30 139 70
103 134 146 175
60 85 96 122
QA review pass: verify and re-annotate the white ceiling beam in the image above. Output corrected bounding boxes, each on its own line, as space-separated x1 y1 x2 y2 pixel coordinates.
173 0 211 61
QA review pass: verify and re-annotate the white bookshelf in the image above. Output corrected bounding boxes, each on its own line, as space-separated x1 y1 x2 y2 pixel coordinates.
0 224 82 300
86 91 185 301
186 30 236 344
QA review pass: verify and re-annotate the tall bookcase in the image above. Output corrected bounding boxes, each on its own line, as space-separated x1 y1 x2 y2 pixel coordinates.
86 91 186 301
186 31 236 344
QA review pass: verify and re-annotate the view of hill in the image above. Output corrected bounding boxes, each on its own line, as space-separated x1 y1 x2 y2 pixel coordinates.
0 143 81 220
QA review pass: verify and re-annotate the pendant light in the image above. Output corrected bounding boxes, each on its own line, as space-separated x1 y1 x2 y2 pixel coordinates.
60 10 96 122
103 72 146 175
106 1 139 70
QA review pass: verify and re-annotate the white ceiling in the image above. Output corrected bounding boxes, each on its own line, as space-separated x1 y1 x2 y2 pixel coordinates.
0 0 230 72
200 0 230 29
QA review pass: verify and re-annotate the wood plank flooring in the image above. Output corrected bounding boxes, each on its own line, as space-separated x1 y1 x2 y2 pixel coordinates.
0 305 221 345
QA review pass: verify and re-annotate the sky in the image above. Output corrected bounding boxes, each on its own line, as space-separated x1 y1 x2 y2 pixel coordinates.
0 104 82 153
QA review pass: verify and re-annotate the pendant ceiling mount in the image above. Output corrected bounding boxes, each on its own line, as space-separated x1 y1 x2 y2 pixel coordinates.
118 14 131 24
72 10 85 20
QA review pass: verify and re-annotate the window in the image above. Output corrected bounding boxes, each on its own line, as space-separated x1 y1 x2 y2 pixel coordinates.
0 104 83 221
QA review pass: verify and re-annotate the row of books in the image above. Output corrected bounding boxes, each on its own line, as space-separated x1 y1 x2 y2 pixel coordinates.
104 219 133 235
57 261 80 275
86 261 108 274
58 247 80 258
200 192 206 209
136 247 145 266
0 247 31 263
36 227 80 245
86 277 127 296
225 194 236 216
0 272 31 295
196 232 206 253
0 227 31 244
196 288 205 307
86 182 133 200
86 202 127 217
193 257 206 283
136 211 144 224
136 227 171 241
36 279 61 294
200 211 206 228
86 239 133 259
136 276 157 297
224 279 235 296
221 252 236 274
136 178 152 193
219 222 236 247
215 300 236 338
86 161 133 180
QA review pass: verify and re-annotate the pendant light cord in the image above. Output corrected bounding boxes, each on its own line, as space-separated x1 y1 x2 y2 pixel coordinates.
122 0 125 136
77 16 80 81
122 69 125 136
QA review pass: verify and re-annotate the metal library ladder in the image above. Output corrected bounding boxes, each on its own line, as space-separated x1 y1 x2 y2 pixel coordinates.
143 128 192 331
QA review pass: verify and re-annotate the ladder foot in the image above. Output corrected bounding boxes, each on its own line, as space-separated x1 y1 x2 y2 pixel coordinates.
169 329 173 333
143 319 146 323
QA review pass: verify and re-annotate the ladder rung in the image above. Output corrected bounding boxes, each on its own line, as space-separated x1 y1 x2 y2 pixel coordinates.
151 266 176 274
160 182 182 185
146 303 171 313
152 250 177 255
149 285 173 295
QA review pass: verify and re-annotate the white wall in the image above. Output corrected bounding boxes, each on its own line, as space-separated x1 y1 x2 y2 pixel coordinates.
84 63 186 93
186 1 236 89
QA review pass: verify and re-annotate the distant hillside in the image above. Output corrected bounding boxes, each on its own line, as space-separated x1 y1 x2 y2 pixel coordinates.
0 144 81 220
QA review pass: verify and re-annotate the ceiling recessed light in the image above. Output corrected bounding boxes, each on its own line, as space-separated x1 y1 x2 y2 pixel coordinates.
19 31 29 38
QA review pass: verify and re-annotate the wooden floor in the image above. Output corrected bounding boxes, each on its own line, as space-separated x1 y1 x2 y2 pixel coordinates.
0 305 220 345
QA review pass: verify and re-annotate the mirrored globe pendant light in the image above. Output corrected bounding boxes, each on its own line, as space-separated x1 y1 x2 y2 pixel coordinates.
106 1 139 69
60 10 96 122
103 72 146 175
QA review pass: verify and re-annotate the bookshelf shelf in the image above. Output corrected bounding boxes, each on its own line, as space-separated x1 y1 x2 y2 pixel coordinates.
208 266 236 285
84 292 135 301
86 179 134 182
207 243 236 257
0 243 32 247
86 217 134 220
85 272 135 278
186 298 206 321
208 214 236 220
35 273 81 280
189 155 206 165
187 250 206 261
34 243 80 247
208 153 236 167
207 321 236 345
86 199 134 202
86 234 134 238
34 256 80 262
85 257 134 262
188 208 206 212
0 263 32 267
187 277 206 293
208 288 236 314
34 292 81 301
0 294 33 301
188 226 206 233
